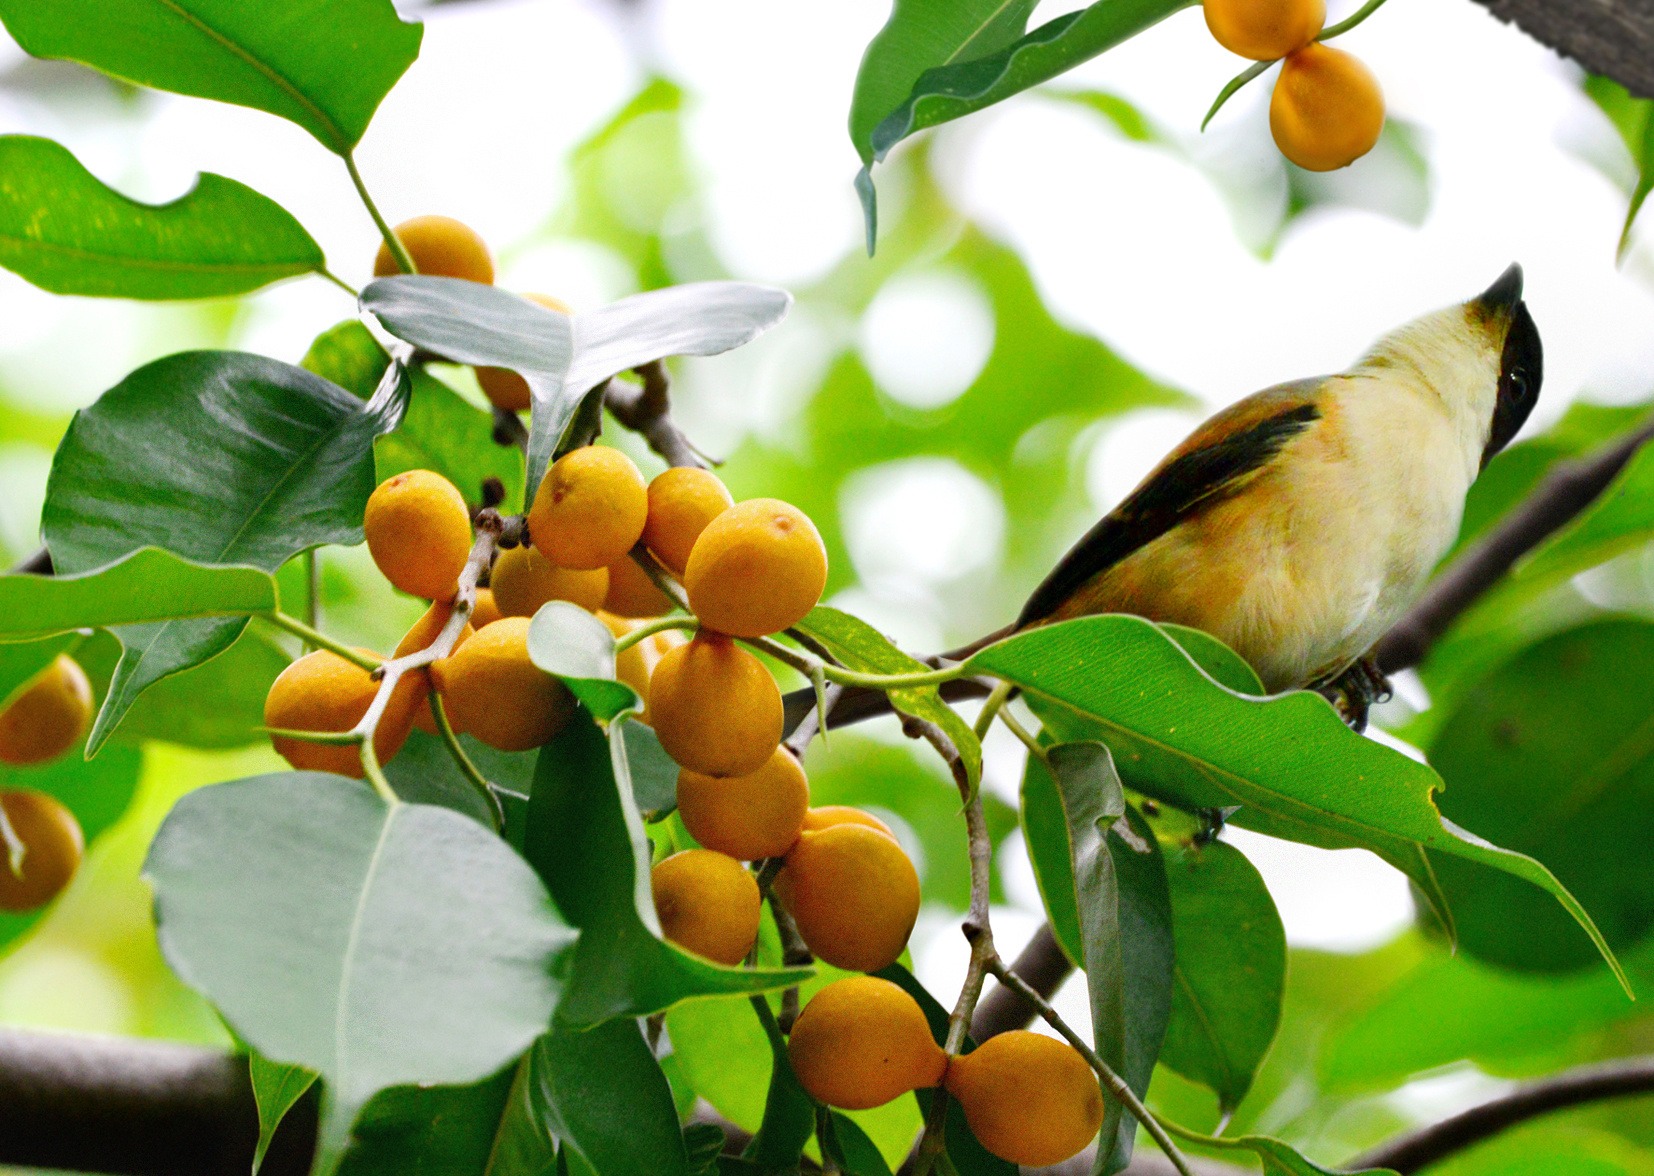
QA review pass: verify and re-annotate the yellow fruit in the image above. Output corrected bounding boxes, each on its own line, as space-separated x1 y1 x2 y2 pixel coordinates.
490 545 609 617
683 498 827 638
364 470 473 601
643 467 734 574
0 790 84 913
395 601 475 735
787 976 947 1110
802 806 895 839
603 554 675 618
263 649 416 778
475 293 573 412
648 634 782 777
430 616 573 751
373 215 495 283
0 656 91 766
599 613 684 724
651 848 760 965
527 447 650 571
470 587 505 629
678 749 810 861
1204 0 1324 60
1269 42 1385 172
944 1031 1104 1167
775 824 918 973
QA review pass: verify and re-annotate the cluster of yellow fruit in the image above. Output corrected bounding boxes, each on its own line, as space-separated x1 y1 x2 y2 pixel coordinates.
1204 0 1385 171
788 976 1105 1167
0 655 92 913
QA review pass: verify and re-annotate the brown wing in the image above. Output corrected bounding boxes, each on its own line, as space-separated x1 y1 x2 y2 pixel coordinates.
1017 379 1327 628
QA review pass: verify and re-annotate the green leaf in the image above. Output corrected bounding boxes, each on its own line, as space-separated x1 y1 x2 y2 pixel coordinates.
0 742 142 960
0 0 421 154
483 1055 558 1176
849 0 1041 165
360 276 790 489
858 0 1195 236
1157 838 1286 1112
967 615 1629 993
525 712 808 1026
339 1068 518 1176
43 349 405 754
1621 100 1654 258
0 633 80 711
250 1053 318 1175
745 997 814 1172
792 606 981 790
145 772 574 1174
1171 1127 1397 1176
821 1113 894 1176
623 720 679 822
526 602 640 721
1428 619 1654 972
0 135 324 299
301 321 526 511
380 729 517 828
519 1020 689 1176
111 625 288 749
1021 741 1171 1170
0 548 276 639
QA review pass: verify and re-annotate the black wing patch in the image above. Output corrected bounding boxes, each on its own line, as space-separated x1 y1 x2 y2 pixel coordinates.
1017 396 1323 628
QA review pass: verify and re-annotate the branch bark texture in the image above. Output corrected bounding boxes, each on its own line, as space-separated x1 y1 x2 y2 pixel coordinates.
1471 0 1654 98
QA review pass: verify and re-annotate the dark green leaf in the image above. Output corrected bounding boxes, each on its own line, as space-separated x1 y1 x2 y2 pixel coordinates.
821 1112 894 1176
1172 1128 1397 1176
1428 619 1654 972
849 0 1041 165
339 1068 517 1176
250 1054 318 1175
1158 839 1285 1112
684 1124 726 1176
525 1020 689 1176
111 625 288 749
0 548 276 639
745 997 814 1172
0 633 80 711
483 1055 557 1176
43 349 405 754
526 602 639 721
379 729 506 828
302 321 526 511
967 616 1628 992
792 606 981 790
0 135 324 298
0 0 421 153
145 772 575 1173
525 713 808 1026
859 0 1195 235
0 742 142 960
1022 741 1171 1170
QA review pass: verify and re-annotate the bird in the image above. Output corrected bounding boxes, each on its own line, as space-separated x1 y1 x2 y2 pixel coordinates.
794 263 1542 734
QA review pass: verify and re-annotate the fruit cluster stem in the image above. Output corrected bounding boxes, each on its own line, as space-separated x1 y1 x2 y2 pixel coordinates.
345 151 417 276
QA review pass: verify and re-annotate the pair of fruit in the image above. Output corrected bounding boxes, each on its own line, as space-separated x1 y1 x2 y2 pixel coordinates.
1203 0 1385 172
652 793 921 975
0 657 92 914
0 655 92 768
788 976 1104 1168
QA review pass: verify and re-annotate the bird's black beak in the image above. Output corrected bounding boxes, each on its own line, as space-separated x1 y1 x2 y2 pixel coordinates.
1479 263 1542 468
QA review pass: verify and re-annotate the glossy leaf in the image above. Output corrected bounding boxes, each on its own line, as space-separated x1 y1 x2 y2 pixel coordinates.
146 773 574 1173
526 601 638 720
0 548 276 639
110 624 288 749
250 1054 317 1175
482 1055 557 1176
0 743 142 960
967 615 1627 991
0 633 80 711
301 320 525 510
0 135 324 299
360 276 790 488
1021 741 1171 1170
849 0 1040 165
1173 1127 1398 1176
745 997 814 1172
339 1068 517 1176
43 349 405 754
857 0 1195 237
525 712 808 1026
520 1020 688 1176
1428 619 1654 972
792 606 981 790
821 1113 894 1176
1158 839 1286 1112
0 0 421 153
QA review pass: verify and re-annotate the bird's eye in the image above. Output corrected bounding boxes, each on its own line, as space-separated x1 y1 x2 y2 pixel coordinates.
1509 369 1528 398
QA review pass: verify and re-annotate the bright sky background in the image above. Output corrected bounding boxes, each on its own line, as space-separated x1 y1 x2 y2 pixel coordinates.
3 0 1651 1083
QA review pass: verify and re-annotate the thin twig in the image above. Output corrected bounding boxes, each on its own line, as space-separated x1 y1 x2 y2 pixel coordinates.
344 151 415 275
263 614 376 669
428 694 504 832
604 362 708 469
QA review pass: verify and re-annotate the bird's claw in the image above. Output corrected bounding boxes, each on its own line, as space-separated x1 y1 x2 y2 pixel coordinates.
1316 656 1392 733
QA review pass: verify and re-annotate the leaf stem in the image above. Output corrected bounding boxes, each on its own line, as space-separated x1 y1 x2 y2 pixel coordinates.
995 704 1048 764
318 267 360 298
612 614 697 654
429 694 504 832
1201 59 1272 131
344 151 416 276
265 612 376 669
973 680 1013 741
1318 0 1389 40
983 956 1197 1176
303 549 321 637
357 733 399 807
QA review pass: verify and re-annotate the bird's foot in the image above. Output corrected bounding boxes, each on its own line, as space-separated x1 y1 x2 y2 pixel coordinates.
1315 656 1392 733
1194 806 1241 846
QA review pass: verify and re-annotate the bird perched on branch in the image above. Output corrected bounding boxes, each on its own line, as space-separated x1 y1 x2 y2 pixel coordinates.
796 264 1543 734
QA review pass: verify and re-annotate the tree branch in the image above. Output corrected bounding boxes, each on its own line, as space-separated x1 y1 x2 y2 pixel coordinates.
1470 0 1654 98
603 361 709 470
